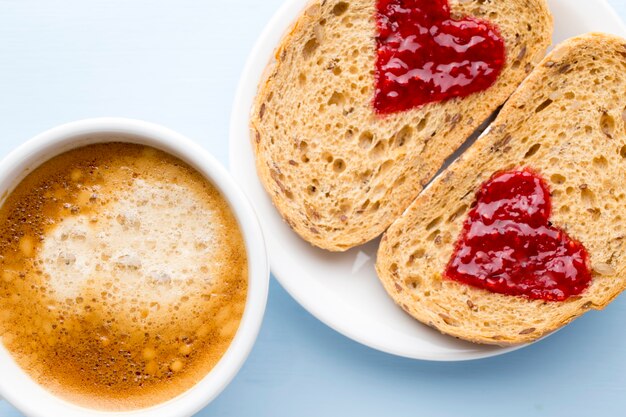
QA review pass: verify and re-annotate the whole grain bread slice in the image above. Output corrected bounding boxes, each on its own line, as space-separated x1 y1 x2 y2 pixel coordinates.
250 0 553 251
376 33 626 345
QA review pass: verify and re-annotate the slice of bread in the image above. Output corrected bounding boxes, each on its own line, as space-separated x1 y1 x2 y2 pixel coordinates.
376 33 626 345
250 0 553 251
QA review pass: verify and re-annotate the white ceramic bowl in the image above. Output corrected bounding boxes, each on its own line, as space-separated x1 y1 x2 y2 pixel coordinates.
229 0 626 361
0 118 269 417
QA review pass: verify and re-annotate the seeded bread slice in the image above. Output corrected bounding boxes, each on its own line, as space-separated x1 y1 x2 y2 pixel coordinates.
376 33 626 345
250 0 553 251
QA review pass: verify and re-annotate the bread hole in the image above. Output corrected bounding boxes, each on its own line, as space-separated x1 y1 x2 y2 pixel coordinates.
564 92 575 99
427 230 440 242
371 184 386 201
447 204 468 223
328 91 346 106
394 174 406 187
416 117 428 132
407 249 425 266
622 107 626 125
298 73 307 85
358 169 373 182
332 1 348 16
423 291 431 298
620 145 626 159
524 143 541 158
550 174 566 185
321 152 334 163
371 201 381 211
378 159 393 175
306 185 317 196
580 187 595 206
394 125 413 147
370 140 386 159
302 38 319 59
333 159 346 173
439 313 459 327
406 277 421 289
359 131 374 149
339 201 352 214
600 112 615 138
360 199 370 211
332 66 342 76
588 207 601 221
535 99 553 113
301 155 310 163
593 156 608 169
426 216 443 231
593 263 616 276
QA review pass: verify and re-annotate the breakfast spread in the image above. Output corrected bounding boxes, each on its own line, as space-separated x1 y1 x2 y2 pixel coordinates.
251 0 626 345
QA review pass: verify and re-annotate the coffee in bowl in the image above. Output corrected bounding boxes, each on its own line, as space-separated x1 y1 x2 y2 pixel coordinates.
0 142 247 410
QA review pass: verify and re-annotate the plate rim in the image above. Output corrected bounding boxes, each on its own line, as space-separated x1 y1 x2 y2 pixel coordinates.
229 0 626 361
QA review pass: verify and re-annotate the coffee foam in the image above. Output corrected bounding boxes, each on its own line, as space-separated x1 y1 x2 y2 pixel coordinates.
41 178 221 311
0 143 248 410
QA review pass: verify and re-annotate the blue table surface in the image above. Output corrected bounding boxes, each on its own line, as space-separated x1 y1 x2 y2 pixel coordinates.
1 1 625 416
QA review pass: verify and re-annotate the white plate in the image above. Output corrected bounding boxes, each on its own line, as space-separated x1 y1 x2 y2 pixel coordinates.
229 0 626 361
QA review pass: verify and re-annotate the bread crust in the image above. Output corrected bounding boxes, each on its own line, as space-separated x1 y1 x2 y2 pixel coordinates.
250 0 553 251
377 33 626 345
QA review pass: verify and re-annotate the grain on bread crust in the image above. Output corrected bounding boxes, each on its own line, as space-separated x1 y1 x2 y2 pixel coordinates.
250 0 553 251
376 33 626 345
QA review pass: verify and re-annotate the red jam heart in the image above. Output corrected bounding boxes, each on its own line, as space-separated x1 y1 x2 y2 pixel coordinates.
445 169 591 301
374 0 506 114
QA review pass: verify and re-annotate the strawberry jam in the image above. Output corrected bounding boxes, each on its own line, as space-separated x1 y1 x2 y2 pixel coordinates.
445 169 591 301
374 0 506 114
